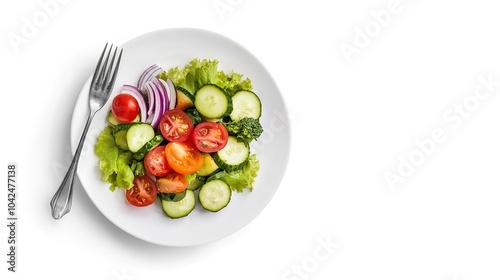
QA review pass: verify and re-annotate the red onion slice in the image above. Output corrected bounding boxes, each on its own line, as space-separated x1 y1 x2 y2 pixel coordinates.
166 78 177 110
157 78 172 113
145 81 163 128
144 81 155 121
137 64 163 91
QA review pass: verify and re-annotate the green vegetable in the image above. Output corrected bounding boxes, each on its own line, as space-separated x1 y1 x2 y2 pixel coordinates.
208 154 260 192
94 125 135 191
185 107 203 126
158 58 253 97
130 160 145 176
224 117 263 143
198 179 232 212
185 173 207 191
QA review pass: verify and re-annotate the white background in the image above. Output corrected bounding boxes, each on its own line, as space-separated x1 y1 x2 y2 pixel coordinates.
1 0 500 279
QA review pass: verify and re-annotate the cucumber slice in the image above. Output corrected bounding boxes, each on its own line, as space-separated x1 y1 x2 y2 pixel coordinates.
197 153 219 176
187 176 206 191
114 131 129 150
194 84 232 119
132 134 165 160
107 111 120 125
161 190 196 219
199 179 232 212
132 135 164 160
185 173 207 190
213 136 249 171
229 90 262 121
112 121 147 135
126 123 155 153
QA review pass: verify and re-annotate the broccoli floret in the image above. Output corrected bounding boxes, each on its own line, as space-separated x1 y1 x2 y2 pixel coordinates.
224 117 263 143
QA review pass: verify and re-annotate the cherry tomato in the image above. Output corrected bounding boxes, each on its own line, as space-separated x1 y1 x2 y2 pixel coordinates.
111 94 139 123
159 108 193 142
156 171 188 194
164 141 204 175
192 122 229 153
126 175 157 207
144 145 171 177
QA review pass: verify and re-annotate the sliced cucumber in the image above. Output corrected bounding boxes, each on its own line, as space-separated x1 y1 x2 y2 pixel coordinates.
213 136 249 171
112 121 147 135
161 190 196 219
197 153 219 176
199 179 231 212
185 173 207 191
229 90 262 121
132 135 164 160
126 123 155 153
114 130 129 150
194 84 232 119
107 110 120 125
187 175 206 191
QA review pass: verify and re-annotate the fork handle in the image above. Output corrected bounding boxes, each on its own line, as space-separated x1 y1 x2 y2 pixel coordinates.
50 111 95 219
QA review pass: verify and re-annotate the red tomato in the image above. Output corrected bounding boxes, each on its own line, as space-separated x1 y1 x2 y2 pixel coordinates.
111 94 139 123
164 141 204 175
192 122 229 153
156 171 188 194
159 108 193 142
126 175 157 207
144 145 171 177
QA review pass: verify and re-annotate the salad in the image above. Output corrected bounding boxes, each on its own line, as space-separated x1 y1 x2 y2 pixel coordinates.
94 59 263 219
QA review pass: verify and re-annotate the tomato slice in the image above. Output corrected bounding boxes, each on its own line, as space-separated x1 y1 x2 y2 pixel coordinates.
112 94 139 123
192 122 229 153
164 141 204 175
144 145 171 177
159 108 193 142
156 171 188 194
126 175 157 207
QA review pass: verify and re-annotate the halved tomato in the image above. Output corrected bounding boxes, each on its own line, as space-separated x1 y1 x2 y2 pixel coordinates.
159 108 193 142
192 122 229 153
126 175 157 207
156 171 188 194
144 145 171 177
164 141 204 175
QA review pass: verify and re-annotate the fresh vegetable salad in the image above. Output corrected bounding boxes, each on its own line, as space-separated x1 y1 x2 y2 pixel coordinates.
94 59 263 218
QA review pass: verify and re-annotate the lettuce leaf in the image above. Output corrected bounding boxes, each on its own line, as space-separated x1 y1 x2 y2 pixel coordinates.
210 154 260 192
158 58 253 96
94 125 134 191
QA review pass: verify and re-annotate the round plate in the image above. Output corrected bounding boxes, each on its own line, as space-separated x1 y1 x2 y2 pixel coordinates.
71 28 291 247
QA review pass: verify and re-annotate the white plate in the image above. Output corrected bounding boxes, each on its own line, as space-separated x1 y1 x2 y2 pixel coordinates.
71 28 291 247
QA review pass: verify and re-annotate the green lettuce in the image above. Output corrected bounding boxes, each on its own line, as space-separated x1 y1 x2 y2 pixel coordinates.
210 154 260 192
158 58 253 96
94 125 134 191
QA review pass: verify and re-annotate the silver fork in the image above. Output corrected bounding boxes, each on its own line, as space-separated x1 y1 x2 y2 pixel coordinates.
50 43 123 220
